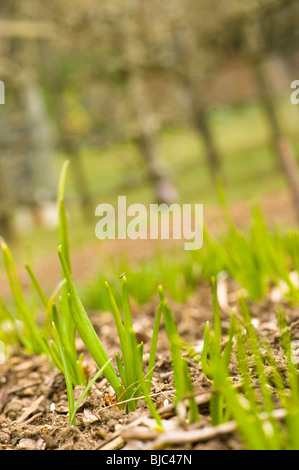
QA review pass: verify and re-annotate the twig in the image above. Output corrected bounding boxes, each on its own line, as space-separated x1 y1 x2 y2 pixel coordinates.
96 436 125 451
16 396 45 424
8 381 41 395
157 390 212 418
147 421 237 449
23 412 43 425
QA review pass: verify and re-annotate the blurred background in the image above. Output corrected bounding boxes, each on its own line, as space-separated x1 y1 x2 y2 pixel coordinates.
1 0 299 300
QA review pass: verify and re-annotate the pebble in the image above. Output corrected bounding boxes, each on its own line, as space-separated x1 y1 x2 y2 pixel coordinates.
17 438 46 450
4 399 23 420
83 408 99 423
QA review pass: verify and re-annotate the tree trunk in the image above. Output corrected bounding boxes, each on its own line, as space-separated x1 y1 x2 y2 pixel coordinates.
171 18 222 182
245 22 299 221
19 70 56 217
121 2 179 205
63 141 94 222
127 73 179 205
191 94 222 181
0 157 15 241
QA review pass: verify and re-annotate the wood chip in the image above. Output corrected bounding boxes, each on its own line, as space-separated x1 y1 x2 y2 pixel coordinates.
23 412 43 425
97 435 125 451
83 409 99 423
147 421 237 449
121 426 159 441
157 390 212 418
16 395 45 424
8 381 41 394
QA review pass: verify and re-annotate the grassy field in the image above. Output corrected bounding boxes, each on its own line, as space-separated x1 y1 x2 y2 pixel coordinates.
65 96 299 207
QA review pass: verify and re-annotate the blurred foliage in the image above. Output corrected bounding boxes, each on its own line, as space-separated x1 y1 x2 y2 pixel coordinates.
1 0 299 146
1 0 299 256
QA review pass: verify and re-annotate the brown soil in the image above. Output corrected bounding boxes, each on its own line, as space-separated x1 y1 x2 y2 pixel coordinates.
0 189 298 450
0 276 297 451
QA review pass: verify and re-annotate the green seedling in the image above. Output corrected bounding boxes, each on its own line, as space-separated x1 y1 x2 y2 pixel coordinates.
213 301 299 450
3 160 299 442
204 309 278 449
50 300 112 425
50 160 86 386
0 239 45 354
275 308 299 449
212 355 278 450
69 359 112 426
238 296 275 415
59 249 163 426
158 285 198 424
250 206 299 302
201 321 210 377
58 246 120 393
0 297 28 348
104 275 163 426
199 277 236 426
0 161 87 388
237 297 282 444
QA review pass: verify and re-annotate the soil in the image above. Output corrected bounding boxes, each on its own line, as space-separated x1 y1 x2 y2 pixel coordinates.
0 190 298 450
0 277 297 451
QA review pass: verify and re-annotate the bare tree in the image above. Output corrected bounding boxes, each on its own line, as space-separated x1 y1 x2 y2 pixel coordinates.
0 157 15 240
119 0 179 204
169 4 222 182
244 18 299 221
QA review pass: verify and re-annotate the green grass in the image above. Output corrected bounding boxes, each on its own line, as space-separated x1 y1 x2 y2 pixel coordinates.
159 285 198 424
0 162 166 425
186 276 299 450
0 162 87 388
80 192 299 314
2 149 299 444
0 240 45 354
59 194 299 436
0 160 206 426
